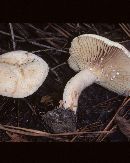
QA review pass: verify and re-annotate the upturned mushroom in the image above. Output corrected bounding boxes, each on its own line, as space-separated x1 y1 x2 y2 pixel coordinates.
62 34 130 113
0 50 49 98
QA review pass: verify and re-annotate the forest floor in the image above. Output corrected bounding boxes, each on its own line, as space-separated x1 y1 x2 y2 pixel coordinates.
0 23 130 142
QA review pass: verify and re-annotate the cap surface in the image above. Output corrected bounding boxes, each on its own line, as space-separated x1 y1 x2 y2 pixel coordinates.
0 50 49 98
68 34 130 95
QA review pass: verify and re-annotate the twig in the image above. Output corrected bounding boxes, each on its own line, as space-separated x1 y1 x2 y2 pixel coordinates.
0 98 9 112
91 24 99 34
50 24 70 38
0 27 62 51
97 126 117 142
83 23 95 31
0 123 114 138
17 100 20 127
119 23 130 38
22 99 37 115
70 122 103 142
66 23 75 30
0 25 68 53
51 62 67 71
27 40 68 54
119 40 130 44
26 40 56 49
70 128 91 142
32 49 68 54
16 37 64 42
9 23 16 50
101 28 121 37
92 95 119 108
0 30 23 39
96 97 130 142
50 70 62 84
121 23 130 32
24 23 52 36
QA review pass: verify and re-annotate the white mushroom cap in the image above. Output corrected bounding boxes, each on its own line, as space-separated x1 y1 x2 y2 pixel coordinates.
68 34 130 95
0 50 49 98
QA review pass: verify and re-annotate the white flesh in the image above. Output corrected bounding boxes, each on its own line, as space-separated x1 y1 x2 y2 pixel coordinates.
63 69 97 113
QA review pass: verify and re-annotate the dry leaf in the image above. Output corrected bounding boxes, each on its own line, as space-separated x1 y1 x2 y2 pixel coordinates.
115 115 130 139
41 95 53 105
6 131 29 142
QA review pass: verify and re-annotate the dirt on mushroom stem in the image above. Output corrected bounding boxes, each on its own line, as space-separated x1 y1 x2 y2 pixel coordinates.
0 23 130 142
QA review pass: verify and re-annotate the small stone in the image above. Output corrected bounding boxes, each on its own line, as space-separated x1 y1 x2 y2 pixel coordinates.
41 108 77 133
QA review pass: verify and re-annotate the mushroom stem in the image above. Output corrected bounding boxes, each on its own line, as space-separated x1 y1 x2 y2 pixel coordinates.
63 69 98 113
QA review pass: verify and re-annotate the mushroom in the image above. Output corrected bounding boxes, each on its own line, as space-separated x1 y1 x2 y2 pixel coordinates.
0 50 49 98
62 34 130 113
41 34 130 134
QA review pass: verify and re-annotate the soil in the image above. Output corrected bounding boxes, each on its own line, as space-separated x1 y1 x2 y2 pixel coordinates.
0 23 130 142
